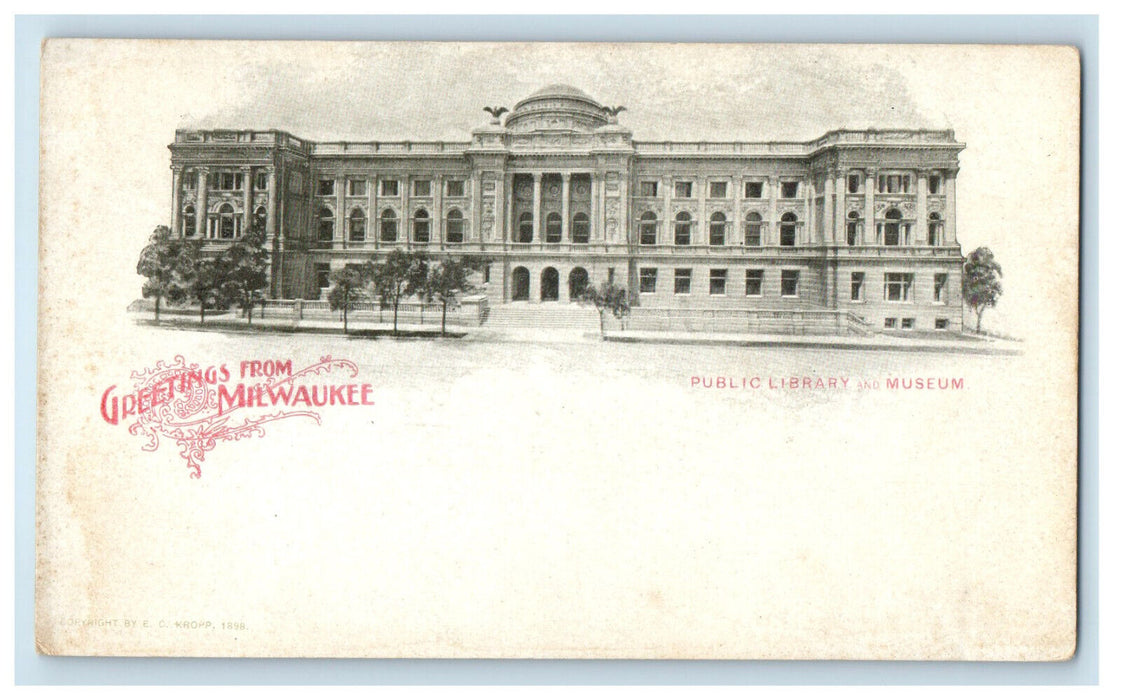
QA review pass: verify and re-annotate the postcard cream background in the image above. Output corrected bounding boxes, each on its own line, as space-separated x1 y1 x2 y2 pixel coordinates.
36 41 1079 658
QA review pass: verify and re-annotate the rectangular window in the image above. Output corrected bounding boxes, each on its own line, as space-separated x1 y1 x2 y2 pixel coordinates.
901 318 915 330
639 268 657 294
708 181 728 199
847 173 862 194
674 268 692 295
935 318 949 330
640 181 658 197
850 272 865 301
744 181 764 199
380 179 399 197
780 181 799 199
254 170 268 191
884 273 914 302
928 174 942 194
745 269 764 296
781 270 799 297
215 172 241 191
315 263 331 290
934 273 948 303
413 179 431 197
317 179 335 196
877 173 913 194
674 181 693 198
709 269 727 295
446 179 465 197
348 179 366 197
884 317 897 329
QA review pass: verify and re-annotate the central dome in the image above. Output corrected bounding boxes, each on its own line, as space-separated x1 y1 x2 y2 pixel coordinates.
505 84 609 133
525 84 597 101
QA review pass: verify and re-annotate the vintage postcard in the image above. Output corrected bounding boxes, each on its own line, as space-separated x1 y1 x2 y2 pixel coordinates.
35 41 1079 659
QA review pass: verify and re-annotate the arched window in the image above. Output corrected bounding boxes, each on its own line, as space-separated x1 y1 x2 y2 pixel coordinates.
927 212 943 246
317 206 334 242
743 212 763 246
348 208 366 242
674 212 692 246
446 209 465 244
518 212 533 243
639 211 657 246
253 206 267 233
379 209 398 242
779 212 797 247
879 208 909 246
545 212 562 243
182 205 196 237
413 209 430 243
709 212 727 246
846 210 860 246
219 203 237 240
571 213 590 243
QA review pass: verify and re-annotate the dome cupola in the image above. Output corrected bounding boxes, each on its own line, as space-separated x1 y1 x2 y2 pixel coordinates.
503 84 610 133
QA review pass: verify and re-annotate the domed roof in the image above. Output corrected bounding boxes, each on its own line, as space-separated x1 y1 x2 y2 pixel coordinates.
525 83 598 102
506 84 609 133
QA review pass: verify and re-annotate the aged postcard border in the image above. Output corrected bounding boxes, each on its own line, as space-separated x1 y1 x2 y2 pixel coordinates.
15 13 1100 685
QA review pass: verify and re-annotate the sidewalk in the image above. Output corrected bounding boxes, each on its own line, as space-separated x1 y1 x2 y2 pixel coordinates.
603 329 1022 355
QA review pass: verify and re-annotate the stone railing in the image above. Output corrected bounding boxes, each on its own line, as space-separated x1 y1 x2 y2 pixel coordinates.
628 307 874 336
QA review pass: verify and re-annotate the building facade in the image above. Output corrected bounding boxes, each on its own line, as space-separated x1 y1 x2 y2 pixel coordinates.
168 84 965 332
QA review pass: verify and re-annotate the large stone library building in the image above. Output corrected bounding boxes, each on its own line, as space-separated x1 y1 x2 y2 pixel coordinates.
167 84 965 332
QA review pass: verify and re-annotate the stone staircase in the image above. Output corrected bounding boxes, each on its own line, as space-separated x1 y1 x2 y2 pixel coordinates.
483 302 600 331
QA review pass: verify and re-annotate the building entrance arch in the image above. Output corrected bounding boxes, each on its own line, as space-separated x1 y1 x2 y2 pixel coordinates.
541 267 560 302
511 266 530 301
568 267 590 301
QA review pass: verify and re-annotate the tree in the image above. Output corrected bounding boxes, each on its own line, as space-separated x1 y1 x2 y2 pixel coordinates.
422 258 475 336
962 246 1003 333
136 225 192 321
218 228 270 325
370 249 429 336
328 263 371 334
580 280 631 339
181 240 227 324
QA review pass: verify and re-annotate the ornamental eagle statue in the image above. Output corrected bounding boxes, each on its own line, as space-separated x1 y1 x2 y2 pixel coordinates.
601 105 626 123
483 106 509 125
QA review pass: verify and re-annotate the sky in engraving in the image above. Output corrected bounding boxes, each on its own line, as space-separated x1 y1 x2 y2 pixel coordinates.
55 41 1074 335
183 43 941 142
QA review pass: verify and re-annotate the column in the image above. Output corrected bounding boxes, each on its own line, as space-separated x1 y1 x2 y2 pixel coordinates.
561 173 571 241
697 176 707 245
335 176 345 247
767 175 778 246
864 170 876 245
402 176 411 248
732 174 742 245
662 174 672 246
823 173 835 245
806 178 815 245
945 170 957 244
196 167 209 238
591 172 601 242
170 166 183 236
472 172 483 244
434 174 444 249
504 173 514 246
619 169 629 246
834 173 846 243
369 174 378 249
242 167 253 237
916 171 929 245
266 167 278 239
532 172 542 243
